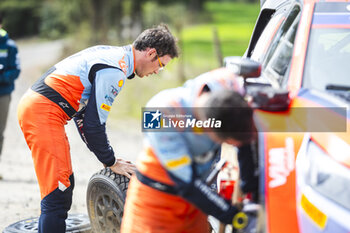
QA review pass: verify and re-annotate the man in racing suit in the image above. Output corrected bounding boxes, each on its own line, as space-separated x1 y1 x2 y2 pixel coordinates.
121 68 256 233
17 24 179 233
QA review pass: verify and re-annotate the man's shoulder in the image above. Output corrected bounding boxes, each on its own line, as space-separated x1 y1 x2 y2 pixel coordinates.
90 45 126 63
83 45 122 56
146 87 184 108
5 38 18 49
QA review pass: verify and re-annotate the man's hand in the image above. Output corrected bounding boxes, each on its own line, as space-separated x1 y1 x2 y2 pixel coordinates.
109 158 136 179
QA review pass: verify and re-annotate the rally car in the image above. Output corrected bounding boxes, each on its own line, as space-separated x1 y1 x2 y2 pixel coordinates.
227 0 350 232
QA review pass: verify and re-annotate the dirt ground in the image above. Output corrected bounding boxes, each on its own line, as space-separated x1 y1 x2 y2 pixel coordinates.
0 39 143 231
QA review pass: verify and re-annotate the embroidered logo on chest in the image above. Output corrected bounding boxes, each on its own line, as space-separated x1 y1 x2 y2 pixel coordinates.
118 55 128 75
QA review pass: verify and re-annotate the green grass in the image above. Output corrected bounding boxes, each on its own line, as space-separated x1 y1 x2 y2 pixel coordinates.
181 23 256 74
109 1 260 121
181 2 259 77
206 2 260 24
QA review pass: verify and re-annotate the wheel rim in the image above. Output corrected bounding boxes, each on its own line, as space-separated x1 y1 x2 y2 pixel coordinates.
20 219 38 232
95 193 123 233
4 214 90 232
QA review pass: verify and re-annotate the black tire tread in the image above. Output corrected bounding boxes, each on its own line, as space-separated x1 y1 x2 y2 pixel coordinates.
96 168 129 196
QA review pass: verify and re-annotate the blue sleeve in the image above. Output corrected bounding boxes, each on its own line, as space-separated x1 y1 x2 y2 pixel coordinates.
75 68 125 166
237 143 259 193
147 132 238 224
171 174 238 224
1 42 20 83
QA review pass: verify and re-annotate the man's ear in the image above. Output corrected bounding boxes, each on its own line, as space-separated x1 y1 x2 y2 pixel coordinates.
146 48 157 58
199 84 211 94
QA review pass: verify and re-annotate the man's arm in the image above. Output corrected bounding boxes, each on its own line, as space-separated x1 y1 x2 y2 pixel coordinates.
0 40 20 83
237 143 259 194
147 132 239 224
74 68 121 166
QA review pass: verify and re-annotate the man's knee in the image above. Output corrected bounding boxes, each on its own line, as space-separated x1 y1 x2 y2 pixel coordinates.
41 175 74 213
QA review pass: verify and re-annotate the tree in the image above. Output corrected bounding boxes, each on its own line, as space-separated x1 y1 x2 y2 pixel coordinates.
0 0 43 38
130 0 143 39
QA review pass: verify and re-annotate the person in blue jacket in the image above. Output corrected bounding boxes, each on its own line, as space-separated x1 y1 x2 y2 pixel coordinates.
0 12 20 164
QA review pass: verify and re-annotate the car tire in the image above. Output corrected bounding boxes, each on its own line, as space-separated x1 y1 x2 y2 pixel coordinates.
2 213 91 233
86 168 129 233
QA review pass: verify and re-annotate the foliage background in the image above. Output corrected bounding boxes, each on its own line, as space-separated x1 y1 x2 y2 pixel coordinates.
0 0 260 119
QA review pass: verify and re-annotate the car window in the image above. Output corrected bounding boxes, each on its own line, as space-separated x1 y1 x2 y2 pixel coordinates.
251 13 284 63
262 5 301 88
303 2 350 96
306 141 350 211
246 8 276 58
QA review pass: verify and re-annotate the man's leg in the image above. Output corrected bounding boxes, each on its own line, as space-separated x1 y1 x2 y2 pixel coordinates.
39 175 74 233
18 90 73 233
0 94 11 156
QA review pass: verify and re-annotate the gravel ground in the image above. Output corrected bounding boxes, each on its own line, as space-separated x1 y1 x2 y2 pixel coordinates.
0 39 143 231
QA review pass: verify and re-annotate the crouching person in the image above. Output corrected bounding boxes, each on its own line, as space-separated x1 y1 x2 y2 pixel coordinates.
121 68 256 233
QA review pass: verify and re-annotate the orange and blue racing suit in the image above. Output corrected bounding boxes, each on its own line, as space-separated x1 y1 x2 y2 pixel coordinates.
17 45 135 233
121 68 245 233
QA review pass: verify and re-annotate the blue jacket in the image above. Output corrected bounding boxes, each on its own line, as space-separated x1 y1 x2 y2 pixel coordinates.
0 28 20 95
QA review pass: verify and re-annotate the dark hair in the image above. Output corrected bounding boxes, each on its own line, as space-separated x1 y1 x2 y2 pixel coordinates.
0 12 3 24
133 23 179 58
203 90 255 143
